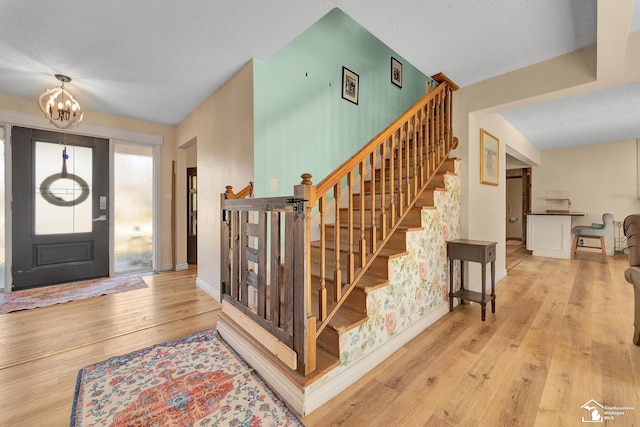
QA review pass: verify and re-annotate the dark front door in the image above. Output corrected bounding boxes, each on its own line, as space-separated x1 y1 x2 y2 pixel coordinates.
187 167 197 264
12 127 109 290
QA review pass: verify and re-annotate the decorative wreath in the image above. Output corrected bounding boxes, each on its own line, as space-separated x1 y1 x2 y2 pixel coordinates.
39 173 90 207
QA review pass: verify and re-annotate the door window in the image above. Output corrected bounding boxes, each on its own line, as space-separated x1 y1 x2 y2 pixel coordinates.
34 141 92 235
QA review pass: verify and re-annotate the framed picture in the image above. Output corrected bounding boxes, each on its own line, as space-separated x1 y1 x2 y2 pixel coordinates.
480 128 499 186
391 57 402 88
341 67 359 104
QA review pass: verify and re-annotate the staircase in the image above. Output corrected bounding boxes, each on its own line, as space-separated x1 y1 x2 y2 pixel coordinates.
314 157 460 367
218 73 460 416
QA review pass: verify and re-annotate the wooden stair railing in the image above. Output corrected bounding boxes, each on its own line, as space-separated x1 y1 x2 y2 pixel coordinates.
308 73 458 338
224 181 254 199
220 72 458 377
220 179 317 375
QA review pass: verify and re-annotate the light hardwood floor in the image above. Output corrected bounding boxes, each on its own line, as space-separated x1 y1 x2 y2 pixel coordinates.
1 256 639 426
0 266 223 426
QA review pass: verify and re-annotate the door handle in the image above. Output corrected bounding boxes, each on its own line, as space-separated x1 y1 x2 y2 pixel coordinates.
92 215 108 222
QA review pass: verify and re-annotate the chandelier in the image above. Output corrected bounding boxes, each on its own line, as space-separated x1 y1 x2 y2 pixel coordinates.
38 74 84 129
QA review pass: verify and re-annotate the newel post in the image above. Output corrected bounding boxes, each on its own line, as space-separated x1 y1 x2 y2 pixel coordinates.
220 191 231 299
293 173 317 375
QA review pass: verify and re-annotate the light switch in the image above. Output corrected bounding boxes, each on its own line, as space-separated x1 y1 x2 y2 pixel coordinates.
270 178 278 192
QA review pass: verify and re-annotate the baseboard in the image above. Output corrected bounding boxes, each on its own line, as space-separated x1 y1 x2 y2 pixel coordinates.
158 264 174 271
302 303 450 415
496 268 507 283
175 263 189 271
196 277 220 301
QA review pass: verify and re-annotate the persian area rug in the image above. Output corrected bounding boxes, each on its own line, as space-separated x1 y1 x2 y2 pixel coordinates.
71 329 304 427
0 275 148 314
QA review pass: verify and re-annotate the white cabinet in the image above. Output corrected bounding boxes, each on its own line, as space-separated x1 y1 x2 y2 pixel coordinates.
526 212 584 259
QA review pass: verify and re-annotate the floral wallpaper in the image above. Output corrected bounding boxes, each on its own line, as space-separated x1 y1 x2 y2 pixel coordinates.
337 160 460 367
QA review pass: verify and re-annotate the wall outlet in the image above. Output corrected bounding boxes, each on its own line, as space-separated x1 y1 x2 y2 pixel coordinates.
269 178 278 192
579 238 585 246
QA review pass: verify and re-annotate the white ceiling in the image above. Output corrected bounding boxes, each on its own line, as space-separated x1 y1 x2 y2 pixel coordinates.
0 0 638 150
502 79 640 151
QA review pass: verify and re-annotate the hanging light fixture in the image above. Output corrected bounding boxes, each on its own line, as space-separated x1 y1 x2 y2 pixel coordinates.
38 74 84 129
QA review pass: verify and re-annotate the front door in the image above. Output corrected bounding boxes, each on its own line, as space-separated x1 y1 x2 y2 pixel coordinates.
12 127 109 290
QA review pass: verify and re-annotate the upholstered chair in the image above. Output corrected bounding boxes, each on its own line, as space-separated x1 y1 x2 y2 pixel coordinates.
571 213 614 263
623 214 640 345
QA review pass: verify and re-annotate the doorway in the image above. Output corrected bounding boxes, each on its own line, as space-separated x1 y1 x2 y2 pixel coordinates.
11 127 109 290
187 167 197 264
505 167 532 270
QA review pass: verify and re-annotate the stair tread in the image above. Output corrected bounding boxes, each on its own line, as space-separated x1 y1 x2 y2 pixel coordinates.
397 225 424 232
357 273 389 289
379 246 408 259
324 304 368 331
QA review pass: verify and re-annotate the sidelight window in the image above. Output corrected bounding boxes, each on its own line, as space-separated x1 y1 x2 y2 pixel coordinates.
114 143 153 273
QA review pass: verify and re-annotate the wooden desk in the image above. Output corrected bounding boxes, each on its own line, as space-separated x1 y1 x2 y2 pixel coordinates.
447 239 496 321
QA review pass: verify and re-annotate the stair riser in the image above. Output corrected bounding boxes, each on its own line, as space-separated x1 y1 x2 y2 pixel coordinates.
426 174 445 188
311 247 363 276
439 157 457 173
324 225 376 246
335 214 386 229
379 161 419 176
401 209 423 228
386 231 409 251
415 191 435 206
363 177 418 193
317 327 339 356
311 284 368 319
351 193 394 209
310 253 391 286
368 256 390 278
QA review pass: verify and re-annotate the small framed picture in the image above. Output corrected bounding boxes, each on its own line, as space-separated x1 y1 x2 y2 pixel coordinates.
391 57 402 88
341 67 359 105
480 128 499 186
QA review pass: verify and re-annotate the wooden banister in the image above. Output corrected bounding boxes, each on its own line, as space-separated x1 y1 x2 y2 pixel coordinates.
220 73 458 377
311 76 458 338
224 181 254 199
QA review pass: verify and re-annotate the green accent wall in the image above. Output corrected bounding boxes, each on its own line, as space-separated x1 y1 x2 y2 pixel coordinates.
254 8 433 196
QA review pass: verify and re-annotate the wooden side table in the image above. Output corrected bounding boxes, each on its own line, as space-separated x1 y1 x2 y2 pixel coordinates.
447 239 497 321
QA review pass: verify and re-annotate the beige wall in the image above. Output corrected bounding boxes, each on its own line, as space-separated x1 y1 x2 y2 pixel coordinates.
532 139 640 254
186 144 197 167
175 60 254 297
452 27 640 290
0 92 178 270
453 112 539 286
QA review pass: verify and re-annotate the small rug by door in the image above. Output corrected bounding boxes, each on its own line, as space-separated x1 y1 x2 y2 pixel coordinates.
0 275 148 314
71 329 304 426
